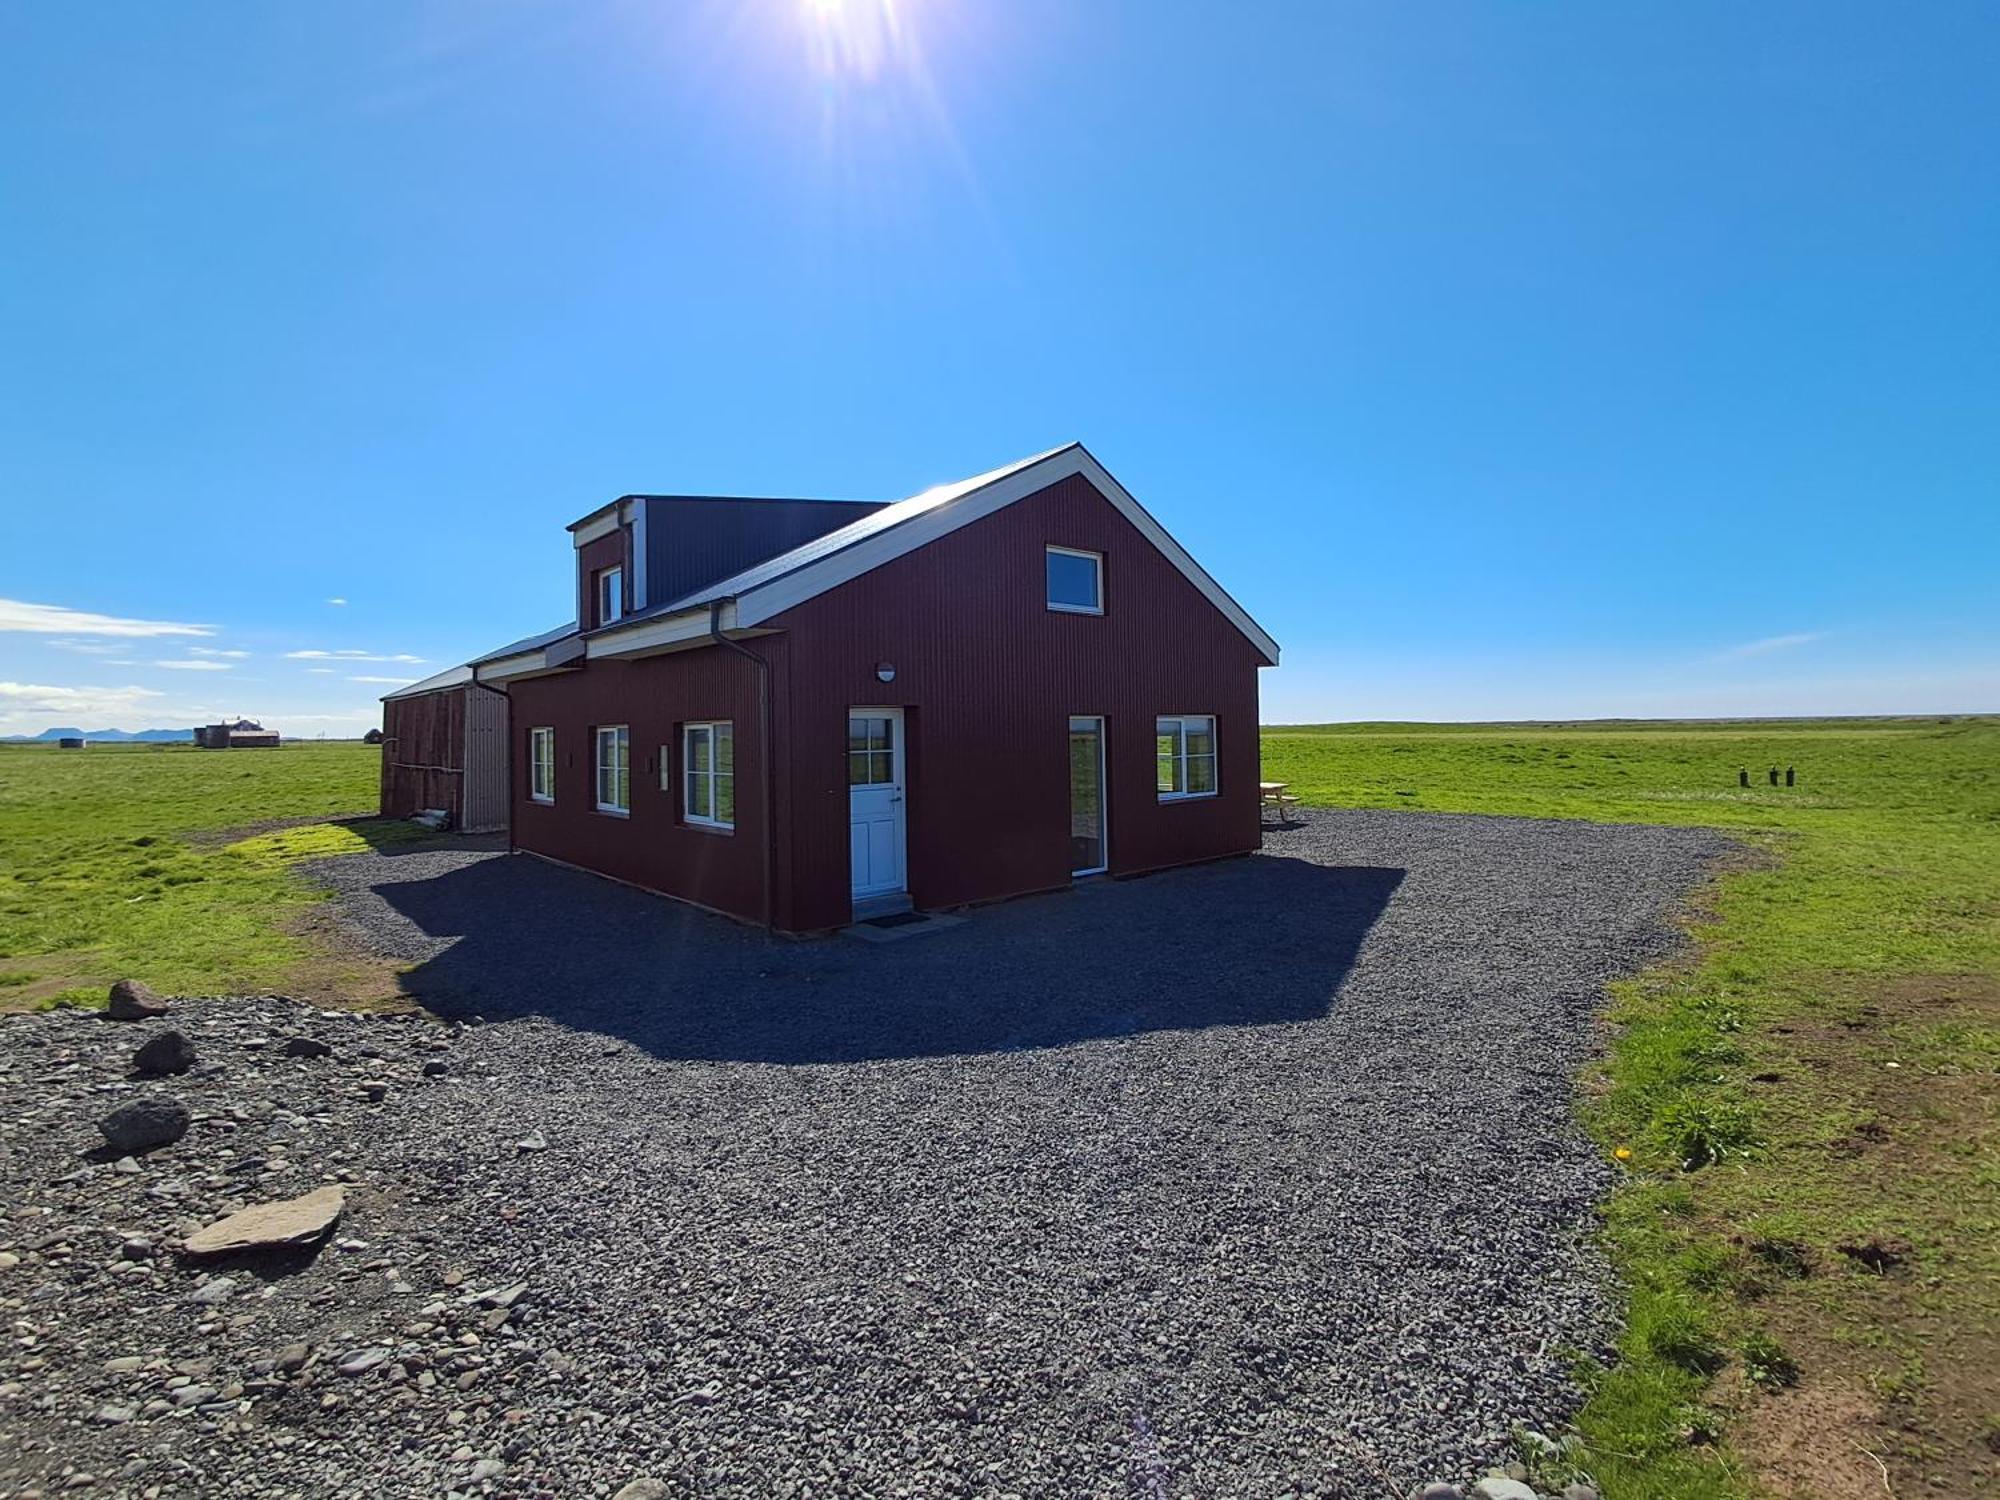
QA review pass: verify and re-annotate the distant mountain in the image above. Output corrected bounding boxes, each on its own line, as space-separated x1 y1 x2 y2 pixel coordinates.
0 727 196 744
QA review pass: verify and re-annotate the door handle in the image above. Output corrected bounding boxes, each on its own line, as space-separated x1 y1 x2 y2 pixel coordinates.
890 794 903 803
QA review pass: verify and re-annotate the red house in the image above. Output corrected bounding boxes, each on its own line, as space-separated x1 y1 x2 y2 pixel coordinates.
414 445 1279 933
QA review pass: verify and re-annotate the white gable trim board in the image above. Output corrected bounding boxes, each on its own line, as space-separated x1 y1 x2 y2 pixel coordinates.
729 446 1276 663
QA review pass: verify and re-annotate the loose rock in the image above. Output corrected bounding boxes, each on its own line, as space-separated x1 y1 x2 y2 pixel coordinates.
97 1094 190 1154
132 1029 197 1076
181 1186 346 1256
281 1036 332 1058
187 1276 237 1306
105 978 168 1020
337 1347 390 1377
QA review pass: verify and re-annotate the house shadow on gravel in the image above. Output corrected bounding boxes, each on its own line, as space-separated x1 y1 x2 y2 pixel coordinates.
375 852 1403 1063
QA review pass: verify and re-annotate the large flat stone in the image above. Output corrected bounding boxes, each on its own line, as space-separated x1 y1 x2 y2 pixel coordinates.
182 1186 345 1256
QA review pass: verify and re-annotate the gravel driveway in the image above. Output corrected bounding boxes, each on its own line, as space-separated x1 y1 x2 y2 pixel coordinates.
0 809 1726 1498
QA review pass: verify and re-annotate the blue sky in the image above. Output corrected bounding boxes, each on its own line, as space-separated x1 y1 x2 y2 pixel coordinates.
2 1 1995 735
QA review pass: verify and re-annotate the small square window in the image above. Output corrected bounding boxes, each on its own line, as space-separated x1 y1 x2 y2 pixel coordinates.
1045 547 1103 614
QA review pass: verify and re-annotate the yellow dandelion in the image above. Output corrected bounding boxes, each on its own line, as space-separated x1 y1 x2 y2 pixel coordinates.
1613 1145 1633 1162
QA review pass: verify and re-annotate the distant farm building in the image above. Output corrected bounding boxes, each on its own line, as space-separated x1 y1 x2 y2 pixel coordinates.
193 719 281 749
57 737 84 750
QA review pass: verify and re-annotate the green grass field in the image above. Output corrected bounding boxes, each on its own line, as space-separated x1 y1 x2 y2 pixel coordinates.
1266 716 2000 1499
0 740 395 1008
3 721 1994 1495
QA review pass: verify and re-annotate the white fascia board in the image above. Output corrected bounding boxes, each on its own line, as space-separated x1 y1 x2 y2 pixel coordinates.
477 650 556 684
570 500 628 549
732 447 1281 665
585 600 739 660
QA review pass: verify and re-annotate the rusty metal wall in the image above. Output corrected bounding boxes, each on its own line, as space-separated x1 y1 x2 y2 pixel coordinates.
379 689 466 823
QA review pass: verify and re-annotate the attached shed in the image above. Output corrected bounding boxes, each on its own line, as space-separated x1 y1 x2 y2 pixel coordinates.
378 667 509 833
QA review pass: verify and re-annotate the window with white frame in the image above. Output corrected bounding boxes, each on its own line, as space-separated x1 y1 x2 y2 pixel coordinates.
680 721 734 829
594 725 629 814
528 727 555 804
597 565 624 626
1156 715 1217 800
1045 546 1103 614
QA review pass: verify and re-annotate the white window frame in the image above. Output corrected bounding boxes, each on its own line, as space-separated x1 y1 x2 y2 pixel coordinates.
1156 714 1218 802
528 726 555 805
679 721 734 831
598 565 624 626
1045 545 1104 615
594 725 630 815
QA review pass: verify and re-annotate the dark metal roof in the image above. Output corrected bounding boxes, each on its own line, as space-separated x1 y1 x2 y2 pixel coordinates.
661 445 1077 612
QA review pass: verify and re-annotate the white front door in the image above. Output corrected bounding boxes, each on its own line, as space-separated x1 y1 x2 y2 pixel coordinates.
848 709 906 899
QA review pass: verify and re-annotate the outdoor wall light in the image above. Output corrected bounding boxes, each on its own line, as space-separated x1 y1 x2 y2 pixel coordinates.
875 662 896 683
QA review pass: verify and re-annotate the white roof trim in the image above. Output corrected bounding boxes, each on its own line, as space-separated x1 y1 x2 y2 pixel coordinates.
571 499 629 549
380 664 473 702
585 600 740 660
731 446 1279 664
478 650 563 684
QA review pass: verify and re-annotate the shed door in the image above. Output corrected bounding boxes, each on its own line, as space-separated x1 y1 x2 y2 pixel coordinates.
848 710 906 899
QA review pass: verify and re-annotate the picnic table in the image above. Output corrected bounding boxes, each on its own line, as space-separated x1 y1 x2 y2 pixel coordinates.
1260 781 1299 823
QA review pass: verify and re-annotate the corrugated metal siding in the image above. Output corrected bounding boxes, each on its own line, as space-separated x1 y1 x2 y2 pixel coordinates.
461 686 510 833
379 689 467 823
577 527 632 630
506 642 780 923
642 497 884 608
772 471 1265 931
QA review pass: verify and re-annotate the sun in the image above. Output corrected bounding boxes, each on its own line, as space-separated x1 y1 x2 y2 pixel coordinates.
796 0 907 81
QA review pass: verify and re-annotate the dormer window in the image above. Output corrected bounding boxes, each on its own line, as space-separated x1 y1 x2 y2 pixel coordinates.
1046 546 1103 614
597 566 624 627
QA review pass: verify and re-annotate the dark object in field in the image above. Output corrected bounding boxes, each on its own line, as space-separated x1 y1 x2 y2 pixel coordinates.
281 1036 332 1059
57 737 84 749
132 1029 196 1076
1739 768 1749 788
1836 1234 1912 1275
1786 765 1795 786
105 979 169 1021
1768 766 1780 785
363 728 383 745
98 1094 191 1154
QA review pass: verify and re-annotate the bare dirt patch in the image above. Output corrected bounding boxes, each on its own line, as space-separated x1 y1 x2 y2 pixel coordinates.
1735 1378 1895 1499
1726 971 2000 1497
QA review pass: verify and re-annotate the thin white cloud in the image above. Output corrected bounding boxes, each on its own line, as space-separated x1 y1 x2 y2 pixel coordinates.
188 647 250 659
285 649 425 663
0 599 214 638
0 680 166 733
326 597 348 606
47 639 123 655
306 667 338 674
1714 631 1829 663
155 659 234 672
348 674 414 684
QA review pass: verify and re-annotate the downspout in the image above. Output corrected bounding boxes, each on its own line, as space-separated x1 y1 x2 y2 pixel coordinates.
709 601 775 936
468 672 512 849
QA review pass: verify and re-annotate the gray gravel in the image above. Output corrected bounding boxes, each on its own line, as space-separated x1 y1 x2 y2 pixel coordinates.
0 808 1727 1498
